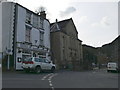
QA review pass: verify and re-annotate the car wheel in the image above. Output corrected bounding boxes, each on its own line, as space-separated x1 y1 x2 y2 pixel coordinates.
51 67 55 73
35 66 41 74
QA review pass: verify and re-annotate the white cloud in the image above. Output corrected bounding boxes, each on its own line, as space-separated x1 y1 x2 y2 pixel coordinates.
91 23 99 27
60 7 76 17
100 16 110 26
69 0 119 2
79 16 89 23
91 16 111 27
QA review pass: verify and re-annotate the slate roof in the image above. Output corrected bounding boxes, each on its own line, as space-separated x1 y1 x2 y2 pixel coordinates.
50 18 82 42
50 18 72 32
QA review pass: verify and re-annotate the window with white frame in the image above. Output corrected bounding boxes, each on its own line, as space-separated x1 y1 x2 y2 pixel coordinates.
25 26 31 42
33 14 39 28
26 11 32 24
39 31 44 46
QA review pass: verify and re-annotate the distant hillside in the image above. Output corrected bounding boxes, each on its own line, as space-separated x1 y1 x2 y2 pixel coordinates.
82 45 98 70
82 35 120 69
100 35 120 63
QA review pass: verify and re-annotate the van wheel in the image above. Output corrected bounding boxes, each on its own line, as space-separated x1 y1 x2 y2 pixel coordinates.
35 66 41 74
51 67 55 73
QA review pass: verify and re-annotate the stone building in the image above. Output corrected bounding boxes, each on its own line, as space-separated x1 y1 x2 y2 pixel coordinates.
50 18 83 70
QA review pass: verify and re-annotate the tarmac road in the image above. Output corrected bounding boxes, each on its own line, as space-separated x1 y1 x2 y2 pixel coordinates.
2 69 119 89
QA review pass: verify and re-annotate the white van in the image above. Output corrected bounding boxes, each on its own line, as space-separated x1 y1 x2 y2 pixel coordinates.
107 62 118 72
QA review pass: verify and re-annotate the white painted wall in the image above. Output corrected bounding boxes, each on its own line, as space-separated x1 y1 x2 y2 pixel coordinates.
16 5 50 50
44 20 50 49
44 20 50 60
117 3 120 70
31 28 40 45
16 6 26 42
0 3 2 54
1 2 51 70
2 2 15 55
0 3 2 71
0 3 3 89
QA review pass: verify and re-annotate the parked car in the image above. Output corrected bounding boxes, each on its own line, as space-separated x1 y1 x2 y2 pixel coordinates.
21 57 56 73
107 62 119 72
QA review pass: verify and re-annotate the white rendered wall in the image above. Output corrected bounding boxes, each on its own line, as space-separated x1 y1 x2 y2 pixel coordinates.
16 5 51 69
16 5 50 49
2 2 15 55
118 1 120 35
44 20 50 60
16 6 26 42
44 20 50 49
0 2 2 90
0 3 2 54
31 28 40 45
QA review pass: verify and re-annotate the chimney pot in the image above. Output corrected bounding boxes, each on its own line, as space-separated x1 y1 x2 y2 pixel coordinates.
40 11 46 19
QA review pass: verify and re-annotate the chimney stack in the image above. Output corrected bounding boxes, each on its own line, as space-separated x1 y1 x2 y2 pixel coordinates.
40 11 46 19
56 19 58 22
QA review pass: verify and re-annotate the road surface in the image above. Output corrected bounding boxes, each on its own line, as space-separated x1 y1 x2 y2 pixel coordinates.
2 69 119 89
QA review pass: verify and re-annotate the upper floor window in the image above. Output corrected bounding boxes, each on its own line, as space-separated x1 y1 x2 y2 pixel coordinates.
25 26 31 42
39 31 44 46
39 18 44 29
26 11 32 24
33 14 39 28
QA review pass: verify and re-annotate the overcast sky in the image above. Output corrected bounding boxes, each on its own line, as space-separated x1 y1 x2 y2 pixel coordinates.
11 0 119 47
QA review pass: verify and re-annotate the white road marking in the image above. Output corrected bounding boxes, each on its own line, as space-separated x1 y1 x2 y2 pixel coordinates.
41 73 57 90
49 83 53 86
41 73 53 80
49 80 52 83
48 73 58 80
51 87 54 90
49 81 52 85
